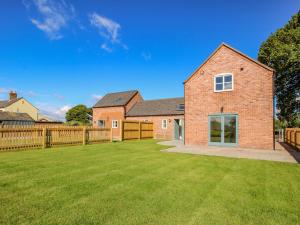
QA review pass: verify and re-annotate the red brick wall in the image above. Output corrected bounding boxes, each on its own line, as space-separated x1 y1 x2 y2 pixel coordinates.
125 92 143 113
126 115 184 140
185 45 274 149
93 106 124 140
92 91 144 140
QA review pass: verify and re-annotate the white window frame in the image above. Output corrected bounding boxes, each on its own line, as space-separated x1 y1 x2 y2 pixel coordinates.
112 120 118 128
98 120 105 128
214 73 234 92
162 119 168 129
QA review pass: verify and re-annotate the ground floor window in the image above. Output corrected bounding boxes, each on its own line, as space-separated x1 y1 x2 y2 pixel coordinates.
98 120 105 128
112 120 118 128
209 114 238 146
162 119 168 129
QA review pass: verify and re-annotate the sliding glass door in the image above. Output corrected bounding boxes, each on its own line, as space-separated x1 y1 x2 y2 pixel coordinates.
209 114 238 146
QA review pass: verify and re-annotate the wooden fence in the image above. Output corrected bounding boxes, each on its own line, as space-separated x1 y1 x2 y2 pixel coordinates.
0 124 92 129
285 128 300 151
0 127 111 151
121 120 153 140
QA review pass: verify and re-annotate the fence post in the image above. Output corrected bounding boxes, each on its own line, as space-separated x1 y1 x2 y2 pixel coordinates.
42 128 47 149
110 128 113 142
295 131 298 149
139 121 141 140
82 127 86 145
120 120 123 141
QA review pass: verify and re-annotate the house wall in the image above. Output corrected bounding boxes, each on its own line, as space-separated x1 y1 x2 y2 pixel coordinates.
93 106 125 140
125 92 143 113
185 45 274 149
92 92 143 140
126 115 184 140
3 99 38 120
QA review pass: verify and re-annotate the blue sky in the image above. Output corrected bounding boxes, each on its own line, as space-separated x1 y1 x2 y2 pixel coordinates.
0 0 299 120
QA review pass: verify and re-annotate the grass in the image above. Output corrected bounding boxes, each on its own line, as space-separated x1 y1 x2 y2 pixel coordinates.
0 140 300 225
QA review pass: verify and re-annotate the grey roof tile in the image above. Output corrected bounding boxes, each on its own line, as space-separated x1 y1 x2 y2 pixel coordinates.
0 111 34 121
93 90 138 108
0 98 22 108
126 97 184 116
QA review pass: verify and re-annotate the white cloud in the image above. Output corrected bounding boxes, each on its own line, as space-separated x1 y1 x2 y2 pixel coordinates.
141 52 152 61
36 102 72 121
89 12 126 51
91 94 103 102
24 0 75 40
89 13 120 42
100 43 112 53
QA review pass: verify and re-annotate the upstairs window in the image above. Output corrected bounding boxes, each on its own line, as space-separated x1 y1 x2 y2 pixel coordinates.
214 73 233 92
98 120 105 128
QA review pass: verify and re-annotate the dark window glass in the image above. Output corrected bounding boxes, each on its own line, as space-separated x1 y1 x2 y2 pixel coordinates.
224 75 232 82
216 83 223 90
216 76 223 83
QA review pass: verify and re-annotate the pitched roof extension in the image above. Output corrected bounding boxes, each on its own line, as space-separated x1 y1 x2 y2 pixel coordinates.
0 111 34 121
126 97 184 117
0 98 22 108
93 90 139 108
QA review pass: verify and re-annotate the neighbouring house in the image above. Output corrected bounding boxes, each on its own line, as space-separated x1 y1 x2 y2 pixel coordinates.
184 43 274 150
0 111 34 126
92 91 184 140
0 91 38 121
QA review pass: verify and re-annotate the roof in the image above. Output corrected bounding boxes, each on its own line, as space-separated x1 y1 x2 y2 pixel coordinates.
0 98 22 108
184 43 275 84
126 97 184 117
93 90 138 108
0 111 34 121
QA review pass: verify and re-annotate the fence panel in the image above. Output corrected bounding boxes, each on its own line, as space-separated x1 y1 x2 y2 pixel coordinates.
0 128 43 151
285 128 300 151
48 128 83 147
0 127 112 151
87 128 111 143
141 122 153 139
122 120 153 140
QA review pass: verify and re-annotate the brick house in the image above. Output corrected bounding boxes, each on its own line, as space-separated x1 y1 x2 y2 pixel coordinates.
184 43 274 149
93 91 184 140
93 43 274 149
126 98 184 140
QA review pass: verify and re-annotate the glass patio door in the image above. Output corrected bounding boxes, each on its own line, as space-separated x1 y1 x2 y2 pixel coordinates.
209 115 238 146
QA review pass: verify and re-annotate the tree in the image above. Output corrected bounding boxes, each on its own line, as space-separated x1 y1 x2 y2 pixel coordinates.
65 104 92 125
258 10 300 127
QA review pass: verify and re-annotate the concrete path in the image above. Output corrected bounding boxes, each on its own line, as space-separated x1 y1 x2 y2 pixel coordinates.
159 140 300 164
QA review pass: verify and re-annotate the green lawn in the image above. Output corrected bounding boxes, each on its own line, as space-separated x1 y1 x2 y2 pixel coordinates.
1 140 300 225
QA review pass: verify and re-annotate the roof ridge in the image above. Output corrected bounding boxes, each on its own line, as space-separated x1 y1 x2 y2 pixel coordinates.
140 97 184 102
106 90 138 95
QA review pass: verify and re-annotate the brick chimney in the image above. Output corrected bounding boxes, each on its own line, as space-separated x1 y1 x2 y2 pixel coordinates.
9 91 17 101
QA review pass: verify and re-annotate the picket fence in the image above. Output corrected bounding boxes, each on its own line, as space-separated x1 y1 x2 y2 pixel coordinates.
0 120 154 151
0 127 111 151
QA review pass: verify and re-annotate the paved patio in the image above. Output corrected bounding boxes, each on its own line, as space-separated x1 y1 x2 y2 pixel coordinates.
159 140 300 163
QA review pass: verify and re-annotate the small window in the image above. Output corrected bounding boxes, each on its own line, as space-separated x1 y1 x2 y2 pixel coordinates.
214 73 233 92
112 120 118 128
98 120 105 128
176 104 184 111
162 119 167 129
